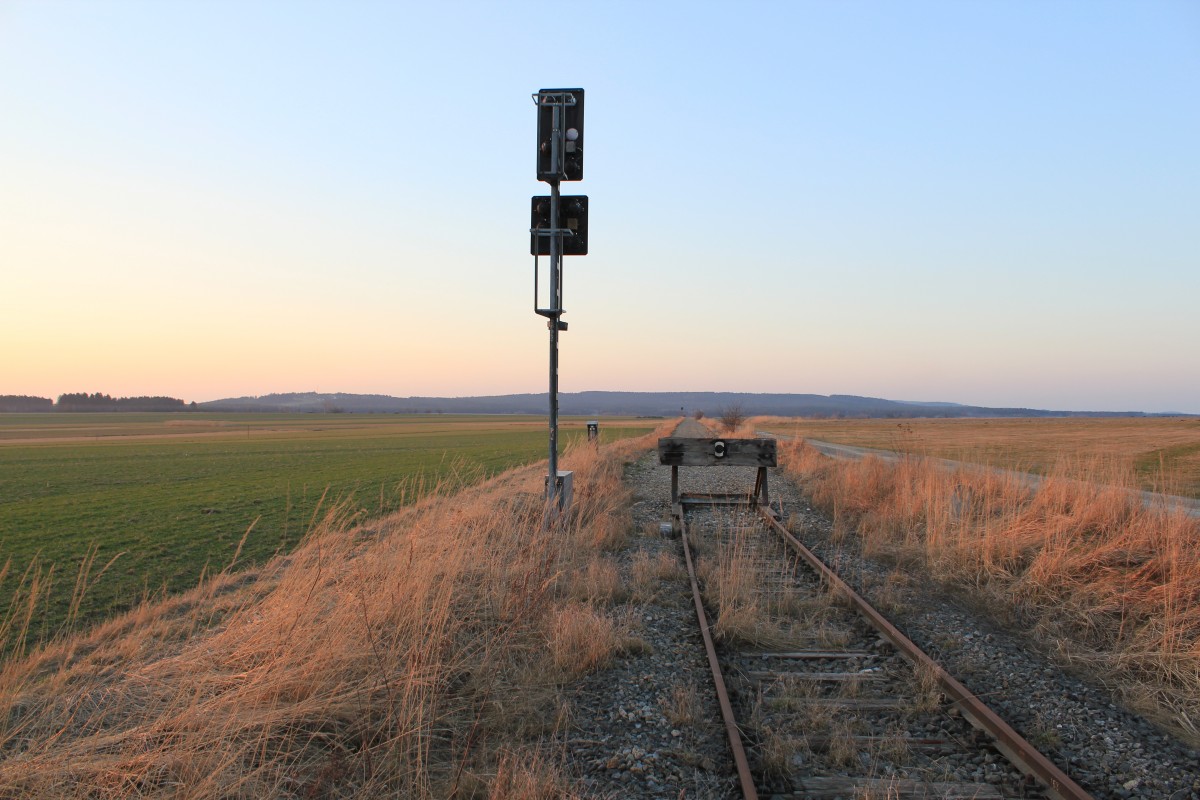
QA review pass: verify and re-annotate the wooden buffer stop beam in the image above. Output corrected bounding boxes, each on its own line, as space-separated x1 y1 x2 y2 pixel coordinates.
658 437 778 510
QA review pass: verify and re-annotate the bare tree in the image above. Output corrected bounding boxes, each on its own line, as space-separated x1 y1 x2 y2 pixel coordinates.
717 403 746 433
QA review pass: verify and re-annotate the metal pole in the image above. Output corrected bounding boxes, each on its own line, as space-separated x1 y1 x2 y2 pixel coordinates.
546 97 563 511
548 178 561 508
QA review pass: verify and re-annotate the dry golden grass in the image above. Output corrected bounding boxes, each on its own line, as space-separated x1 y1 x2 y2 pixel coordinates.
0 423 673 797
629 551 683 604
778 436 1200 741
660 683 700 728
853 782 903 800
759 415 1200 497
483 748 584 800
824 720 857 768
758 727 802 778
547 603 625 677
727 418 760 438
700 524 812 649
547 602 650 681
569 556 625 605
910 661 945 714
872 724 910 765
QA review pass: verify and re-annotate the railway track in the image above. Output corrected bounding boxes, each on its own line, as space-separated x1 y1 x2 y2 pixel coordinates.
669 438 1094 799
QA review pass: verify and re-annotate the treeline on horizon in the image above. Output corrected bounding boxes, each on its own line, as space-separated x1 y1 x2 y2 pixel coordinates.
0 393 195 413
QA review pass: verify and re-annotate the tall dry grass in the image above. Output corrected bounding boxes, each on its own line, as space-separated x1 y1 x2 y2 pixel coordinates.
778 438 1200 740
0 424 672 798
698 523 837 650
712 416 758 439
757 415 1200 498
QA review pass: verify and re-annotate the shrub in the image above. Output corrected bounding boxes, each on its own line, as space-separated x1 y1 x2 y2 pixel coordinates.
718 403 747 433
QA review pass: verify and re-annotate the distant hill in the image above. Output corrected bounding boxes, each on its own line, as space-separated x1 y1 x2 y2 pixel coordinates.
196 391 1186 418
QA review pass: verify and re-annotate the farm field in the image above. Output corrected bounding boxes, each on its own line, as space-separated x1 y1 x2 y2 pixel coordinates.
757 416 1200 498
0 412 658 647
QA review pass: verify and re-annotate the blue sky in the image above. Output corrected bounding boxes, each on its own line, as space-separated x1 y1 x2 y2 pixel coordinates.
1 0 1197 412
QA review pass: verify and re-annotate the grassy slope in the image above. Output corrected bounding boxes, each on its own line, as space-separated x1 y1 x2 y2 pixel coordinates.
0 413 655 642
0 424 668 797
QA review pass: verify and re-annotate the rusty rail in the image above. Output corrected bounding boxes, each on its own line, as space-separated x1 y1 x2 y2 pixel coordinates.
755 505 1094 800
677 507 758 800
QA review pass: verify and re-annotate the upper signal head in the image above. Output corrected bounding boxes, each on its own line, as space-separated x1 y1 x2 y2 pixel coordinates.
535 88 584 182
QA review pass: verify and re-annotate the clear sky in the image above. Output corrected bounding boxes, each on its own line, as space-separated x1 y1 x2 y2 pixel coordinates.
2 1 1197 412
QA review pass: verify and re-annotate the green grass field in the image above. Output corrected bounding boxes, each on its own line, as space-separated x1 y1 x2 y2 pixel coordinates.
0 413 657 648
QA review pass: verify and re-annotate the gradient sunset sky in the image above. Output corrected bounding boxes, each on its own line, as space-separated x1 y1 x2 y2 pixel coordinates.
2 1 1197 412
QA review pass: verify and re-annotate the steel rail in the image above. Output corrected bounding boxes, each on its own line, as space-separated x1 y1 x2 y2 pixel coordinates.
677 508 759 800
755 505 1095 800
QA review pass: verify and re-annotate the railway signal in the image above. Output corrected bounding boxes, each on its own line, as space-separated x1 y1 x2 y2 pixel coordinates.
530 195 588 256
536 88 584 182
530 87 589 520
